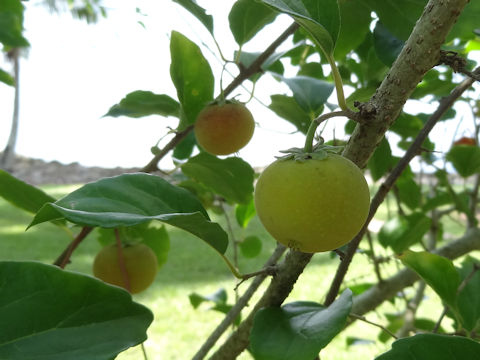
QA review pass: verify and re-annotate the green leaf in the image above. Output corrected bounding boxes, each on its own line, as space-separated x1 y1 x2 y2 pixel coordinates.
104 90 180 118
446 145 480 178
0 0 29 48
235 198 256 228
260 0 340 56
279 75 334 116
189 288 227 309
239 235 263 258
422 190 453 212
363 0 426 41
378 213 431 253
448 0 480 42
170 31 214 127
269 94 312 134
172 0 213 34
373 21 404 67
411 70 456 100
0 169 57 214
375 333 480 360
181 153 254 205
456 257 480 332
29 173 228 255
334 0 371 58
367 137 393 181
236 50 285 81
396 171 422 210
250 289 353 360
345 86 376 109
173 130 197 160
229 0 277 45
0 67 14 86
0 261 153 360
399 250 461 309
390 113 424 138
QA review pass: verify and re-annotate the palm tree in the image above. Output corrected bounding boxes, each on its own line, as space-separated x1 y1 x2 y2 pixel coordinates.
0 0 106 169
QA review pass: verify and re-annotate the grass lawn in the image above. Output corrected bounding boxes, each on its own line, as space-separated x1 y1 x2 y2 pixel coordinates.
0 183 463 360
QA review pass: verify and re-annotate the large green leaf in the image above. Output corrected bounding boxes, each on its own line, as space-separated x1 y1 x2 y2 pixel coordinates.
229 0 277 45
0 261 153 360
280 75 334 116
0 169 57 214
0 0 29 48
367 137 393 181
29 173 228 255
0 67 14 86
378 213 431 253
373 21 404 67
411 70 456 100
334 0 371 58
181 153 254 205
170 31 214 127
446 145 480 178
456 256 480 332
399 250 461 309
269 94 312 134
363 0 426 41
249 289 352 360
172 0 213 34
396 170 422 210
390 113 424 138
235 198 256 228
260 0 341 56
104 90 180 118
236 50 285 81
448 0 480 41
375 333 480 360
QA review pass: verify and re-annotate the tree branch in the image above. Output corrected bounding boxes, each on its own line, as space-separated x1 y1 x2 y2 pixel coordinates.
343 0 470 168
192 244 286 360
324 65 480 306
141 22 299 172
207 1 472 358
351 228 480 316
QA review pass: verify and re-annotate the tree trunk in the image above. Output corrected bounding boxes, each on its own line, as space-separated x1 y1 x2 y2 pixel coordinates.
1 48 21 170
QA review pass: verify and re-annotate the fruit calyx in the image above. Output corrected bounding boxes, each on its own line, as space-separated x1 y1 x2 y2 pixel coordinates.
276 140 343 162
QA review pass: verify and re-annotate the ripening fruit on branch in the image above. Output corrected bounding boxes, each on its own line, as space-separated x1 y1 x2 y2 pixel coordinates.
194 102 255 155
93 243 158 294
254 153 370 253
453 136 476 146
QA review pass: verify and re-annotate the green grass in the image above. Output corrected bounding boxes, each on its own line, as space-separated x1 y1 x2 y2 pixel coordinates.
0 183 463 360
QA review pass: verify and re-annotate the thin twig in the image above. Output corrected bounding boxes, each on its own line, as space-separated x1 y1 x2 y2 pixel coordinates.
324 67 480 306
54 226 93 268
141 23 300 173
192 244 286 360
349 313 398 340
115 228 131 292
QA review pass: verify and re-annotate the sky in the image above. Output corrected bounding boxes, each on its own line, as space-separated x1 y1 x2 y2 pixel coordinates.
0 0 478 170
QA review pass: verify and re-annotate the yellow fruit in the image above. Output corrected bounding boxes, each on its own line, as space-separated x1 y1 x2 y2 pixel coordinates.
254 154 370 253
194 102 255 155
93 243 158 294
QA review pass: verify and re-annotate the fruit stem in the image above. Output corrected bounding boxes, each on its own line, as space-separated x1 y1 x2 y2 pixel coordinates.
326 54 349 111
115 229 132 293
304 110 352 153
